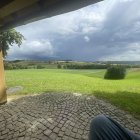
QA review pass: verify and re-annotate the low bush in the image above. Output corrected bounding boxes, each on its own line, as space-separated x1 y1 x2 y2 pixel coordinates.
57 64 62 69
104 65 126 80
36 65 45 69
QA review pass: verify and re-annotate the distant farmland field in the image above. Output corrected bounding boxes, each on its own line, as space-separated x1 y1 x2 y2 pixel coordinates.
5 69 140 118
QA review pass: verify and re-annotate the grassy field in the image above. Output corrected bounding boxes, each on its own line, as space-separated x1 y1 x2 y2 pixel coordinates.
5 69 140 118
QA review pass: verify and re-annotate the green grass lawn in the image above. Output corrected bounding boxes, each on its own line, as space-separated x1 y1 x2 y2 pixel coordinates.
5 69 140 118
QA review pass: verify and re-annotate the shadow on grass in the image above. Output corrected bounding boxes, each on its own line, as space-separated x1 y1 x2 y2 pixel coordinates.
93 91 140 119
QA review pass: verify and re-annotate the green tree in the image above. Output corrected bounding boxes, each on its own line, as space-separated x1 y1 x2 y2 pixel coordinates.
0 29 24 57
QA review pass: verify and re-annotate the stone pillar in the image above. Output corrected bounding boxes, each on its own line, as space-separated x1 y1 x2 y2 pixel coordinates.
0 49 7 105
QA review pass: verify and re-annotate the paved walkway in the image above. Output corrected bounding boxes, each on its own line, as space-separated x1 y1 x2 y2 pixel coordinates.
0 93 140 140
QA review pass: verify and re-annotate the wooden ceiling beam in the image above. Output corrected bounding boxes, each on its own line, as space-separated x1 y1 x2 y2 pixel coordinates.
0 0 14 9
0 0 102 31
0 0 39 18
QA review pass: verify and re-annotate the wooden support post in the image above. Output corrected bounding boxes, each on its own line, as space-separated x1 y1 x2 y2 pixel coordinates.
0 49 7 105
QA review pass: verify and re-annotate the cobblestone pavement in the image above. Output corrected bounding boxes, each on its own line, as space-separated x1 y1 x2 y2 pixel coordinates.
0 93 140 140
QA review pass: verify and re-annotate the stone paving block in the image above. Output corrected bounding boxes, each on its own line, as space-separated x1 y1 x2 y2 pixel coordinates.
44 129 52 136
24 137 31 140
65 129 71 136
53 127 60 133
58 133 64 138
78 129 84 135
63 135 69 140
18 137 24 140
50 132 57 140
56 137 62 140
1 129 9 135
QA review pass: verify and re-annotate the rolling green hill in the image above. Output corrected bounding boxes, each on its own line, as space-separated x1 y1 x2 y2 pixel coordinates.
5 69 140 118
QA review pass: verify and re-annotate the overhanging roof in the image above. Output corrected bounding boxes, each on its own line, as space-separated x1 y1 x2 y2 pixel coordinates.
0 0 102 31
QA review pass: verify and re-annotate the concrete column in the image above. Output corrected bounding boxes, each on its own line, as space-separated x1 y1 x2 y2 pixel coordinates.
0 49 7 105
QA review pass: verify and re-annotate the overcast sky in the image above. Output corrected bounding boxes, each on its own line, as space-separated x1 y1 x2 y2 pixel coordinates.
7 0 140 61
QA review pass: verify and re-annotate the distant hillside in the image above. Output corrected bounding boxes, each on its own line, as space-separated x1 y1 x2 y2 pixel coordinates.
97 61 140 65
4 60 140 70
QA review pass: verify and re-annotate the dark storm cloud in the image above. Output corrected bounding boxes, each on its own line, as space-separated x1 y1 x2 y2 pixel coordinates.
7 0 140 61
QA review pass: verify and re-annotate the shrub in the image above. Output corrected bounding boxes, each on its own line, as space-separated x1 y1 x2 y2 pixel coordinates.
4 63 13 70
104 65 126 80
57 64 61 69
36 65 44 69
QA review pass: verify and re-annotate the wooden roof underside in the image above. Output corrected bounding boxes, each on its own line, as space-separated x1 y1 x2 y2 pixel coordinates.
0 0 102 31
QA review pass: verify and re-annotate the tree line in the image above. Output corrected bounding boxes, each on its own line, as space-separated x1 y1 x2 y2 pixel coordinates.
4 62 45 70
61 64 140 69
4 62 140 70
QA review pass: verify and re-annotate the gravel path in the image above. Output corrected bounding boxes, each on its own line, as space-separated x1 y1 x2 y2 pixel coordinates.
0 93 140 140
